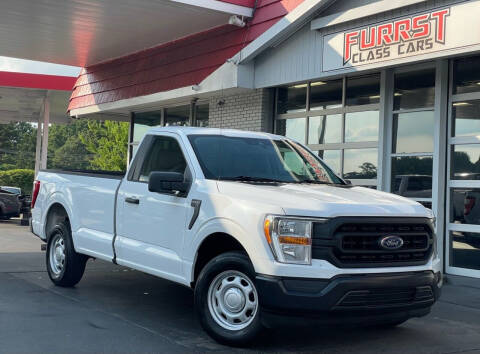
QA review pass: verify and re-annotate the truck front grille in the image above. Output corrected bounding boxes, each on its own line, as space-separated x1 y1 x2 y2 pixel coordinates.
335 286 434 309
311 218 434 268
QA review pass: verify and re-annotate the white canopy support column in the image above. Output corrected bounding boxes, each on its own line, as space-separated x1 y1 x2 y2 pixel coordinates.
40 94 50 171
34 114 43 176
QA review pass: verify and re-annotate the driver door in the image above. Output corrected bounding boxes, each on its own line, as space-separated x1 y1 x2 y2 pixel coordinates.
116 133 192 282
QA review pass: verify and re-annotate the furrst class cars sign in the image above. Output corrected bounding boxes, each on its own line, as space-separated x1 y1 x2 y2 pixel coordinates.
343 8 449 66
322 1 480 72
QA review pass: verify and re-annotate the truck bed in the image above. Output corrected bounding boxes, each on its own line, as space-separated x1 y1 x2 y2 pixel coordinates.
32 169 125 261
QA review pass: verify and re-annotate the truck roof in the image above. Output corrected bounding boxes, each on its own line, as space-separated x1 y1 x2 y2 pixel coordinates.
148 126 285 140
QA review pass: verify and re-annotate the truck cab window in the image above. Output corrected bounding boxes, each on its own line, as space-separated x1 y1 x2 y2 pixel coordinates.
138 136 187 182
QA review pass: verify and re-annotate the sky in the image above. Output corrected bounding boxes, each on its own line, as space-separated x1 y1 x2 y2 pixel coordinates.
0 56 80 77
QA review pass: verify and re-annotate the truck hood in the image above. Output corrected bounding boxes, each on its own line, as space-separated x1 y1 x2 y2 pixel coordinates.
216 181 430 218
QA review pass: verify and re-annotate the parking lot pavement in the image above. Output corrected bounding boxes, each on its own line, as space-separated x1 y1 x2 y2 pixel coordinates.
1 221 480 353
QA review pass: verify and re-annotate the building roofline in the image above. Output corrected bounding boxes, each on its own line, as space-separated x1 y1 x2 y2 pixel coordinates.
234 0 337 64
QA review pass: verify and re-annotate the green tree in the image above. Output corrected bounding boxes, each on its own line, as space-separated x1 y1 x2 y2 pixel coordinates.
48 120 92 170
0 169 35 193
0 122 36 171
79 120 129 171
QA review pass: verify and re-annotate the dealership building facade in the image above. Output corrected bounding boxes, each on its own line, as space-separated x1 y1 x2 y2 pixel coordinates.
4 0 476 279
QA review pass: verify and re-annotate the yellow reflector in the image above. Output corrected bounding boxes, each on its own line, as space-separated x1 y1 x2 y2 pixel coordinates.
278 236 311 245
264 219 272 244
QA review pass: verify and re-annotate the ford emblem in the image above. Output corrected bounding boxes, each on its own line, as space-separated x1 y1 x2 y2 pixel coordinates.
379 235 404 250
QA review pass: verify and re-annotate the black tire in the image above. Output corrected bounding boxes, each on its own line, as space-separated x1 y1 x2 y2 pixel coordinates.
46 221 87 287
194 251 263 347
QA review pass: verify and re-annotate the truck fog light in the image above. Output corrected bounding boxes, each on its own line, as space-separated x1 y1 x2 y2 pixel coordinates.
264 216 314 265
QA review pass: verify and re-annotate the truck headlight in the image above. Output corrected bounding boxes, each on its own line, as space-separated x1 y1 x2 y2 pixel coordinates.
264 215 313 265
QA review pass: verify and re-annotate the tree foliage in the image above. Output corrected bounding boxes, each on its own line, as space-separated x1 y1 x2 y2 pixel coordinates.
0 122 37 171
0 169 35 194
79 120 129 172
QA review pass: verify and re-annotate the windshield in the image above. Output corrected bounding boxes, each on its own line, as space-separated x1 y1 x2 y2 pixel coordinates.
188 134 343 184
1 187 20 195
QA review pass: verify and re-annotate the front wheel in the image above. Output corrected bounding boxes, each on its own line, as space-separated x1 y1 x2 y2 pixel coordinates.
194 251 263 346
46 222 87 287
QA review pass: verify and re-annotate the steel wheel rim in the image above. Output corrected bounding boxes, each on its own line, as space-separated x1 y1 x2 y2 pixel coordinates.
49 234 66 276
207 270 258 331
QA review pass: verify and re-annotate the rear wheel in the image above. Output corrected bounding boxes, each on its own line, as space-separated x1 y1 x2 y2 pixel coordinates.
194 251 263 346
46 221 87 287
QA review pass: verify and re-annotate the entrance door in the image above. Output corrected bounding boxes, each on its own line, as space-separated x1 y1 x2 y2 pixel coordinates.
446 56 480 278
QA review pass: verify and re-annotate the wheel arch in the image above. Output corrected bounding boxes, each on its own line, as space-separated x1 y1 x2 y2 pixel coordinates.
44 202 71 242
191 232 251 287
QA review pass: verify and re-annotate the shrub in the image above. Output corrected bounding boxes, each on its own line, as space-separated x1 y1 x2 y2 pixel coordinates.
0 169 35 194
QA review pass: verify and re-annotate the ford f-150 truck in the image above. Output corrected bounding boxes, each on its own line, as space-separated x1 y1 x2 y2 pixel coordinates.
31 127 442 346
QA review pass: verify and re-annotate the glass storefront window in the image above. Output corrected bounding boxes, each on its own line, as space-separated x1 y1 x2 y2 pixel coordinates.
451 188 480 225
453 100 480 137
308 115 342 144
393 111 434 153
346 75 380 106
165 105 190 126
343 148 378 179
393 69 435 110
319 150 341 175
450 231 480 270
275 74 380 187
133 111 162 142
275 118 306 143
345 111 379 142
453 56 480 94
452 144 480 178
277 85 307 114
195 104 209 127
391 156 433 198
309 80 342 110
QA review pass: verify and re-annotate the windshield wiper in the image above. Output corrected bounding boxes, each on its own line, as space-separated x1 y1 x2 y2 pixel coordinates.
218 176 285 183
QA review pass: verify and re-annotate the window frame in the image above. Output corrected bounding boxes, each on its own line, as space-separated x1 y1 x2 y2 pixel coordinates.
274 74 381 187
446 56 480 277
128 134 192 188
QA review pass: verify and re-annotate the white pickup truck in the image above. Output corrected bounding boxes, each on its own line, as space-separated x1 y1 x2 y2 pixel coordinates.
31 127 442 346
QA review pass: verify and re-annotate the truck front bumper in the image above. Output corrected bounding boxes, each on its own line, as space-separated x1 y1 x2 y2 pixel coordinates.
256 270 442 327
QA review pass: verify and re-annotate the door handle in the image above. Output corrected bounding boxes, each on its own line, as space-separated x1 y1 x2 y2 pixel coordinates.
125 197 140 205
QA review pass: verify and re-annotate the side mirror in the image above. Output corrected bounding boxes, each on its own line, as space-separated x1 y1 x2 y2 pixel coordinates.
148 172 189 196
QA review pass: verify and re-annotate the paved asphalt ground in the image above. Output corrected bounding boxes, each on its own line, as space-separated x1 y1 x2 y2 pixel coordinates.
1 219 480 353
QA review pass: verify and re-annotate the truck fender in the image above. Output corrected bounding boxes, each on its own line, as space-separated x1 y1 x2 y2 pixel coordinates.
186 217 270 282
43 192 76 243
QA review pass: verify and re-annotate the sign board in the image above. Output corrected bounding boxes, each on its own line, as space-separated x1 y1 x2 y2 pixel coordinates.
322 0 480 72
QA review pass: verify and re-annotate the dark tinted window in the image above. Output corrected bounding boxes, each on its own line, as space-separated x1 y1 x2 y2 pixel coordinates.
453 56 480 94
165 105 190 126
391 156 433 198
346 75 380 106
394 69 435 110
195 104 209 127
138 136 187 182
451 231 480 270
310 80 342 110
188 135 342 184
452 144 480 178
277 85 307 114
451 188 480 225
